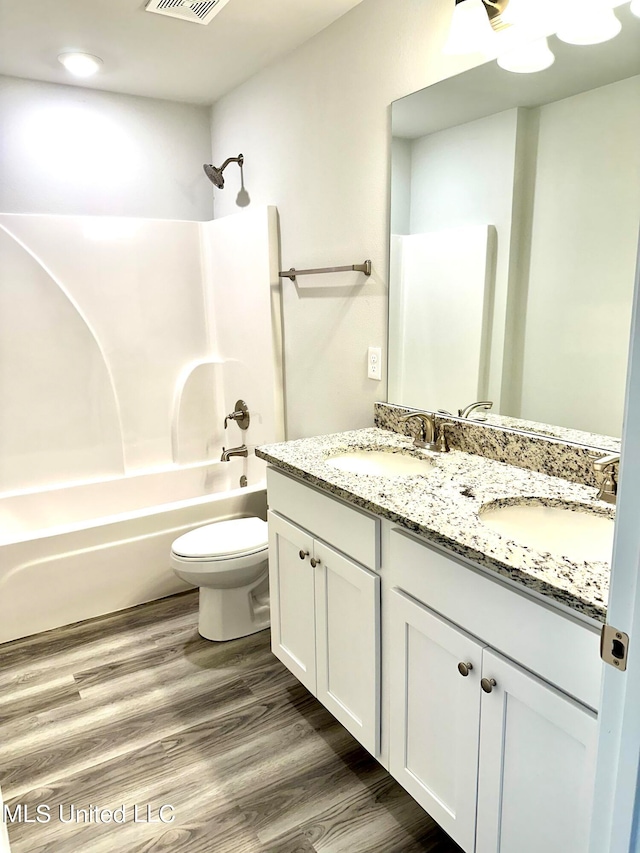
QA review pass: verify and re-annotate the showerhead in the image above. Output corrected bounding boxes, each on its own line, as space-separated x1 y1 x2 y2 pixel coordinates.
204 163 224 188
203 154 244 189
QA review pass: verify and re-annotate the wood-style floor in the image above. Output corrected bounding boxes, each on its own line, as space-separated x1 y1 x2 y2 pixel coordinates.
0 591 462 853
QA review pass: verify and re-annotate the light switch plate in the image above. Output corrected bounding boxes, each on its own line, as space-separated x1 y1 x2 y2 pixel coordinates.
368 347 382 381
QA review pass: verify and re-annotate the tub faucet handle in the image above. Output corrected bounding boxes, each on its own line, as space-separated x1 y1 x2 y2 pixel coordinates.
224 399 250 430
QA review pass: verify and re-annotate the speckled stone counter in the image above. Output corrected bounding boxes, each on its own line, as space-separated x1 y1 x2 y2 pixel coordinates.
257 428 614 623
375 402 620 488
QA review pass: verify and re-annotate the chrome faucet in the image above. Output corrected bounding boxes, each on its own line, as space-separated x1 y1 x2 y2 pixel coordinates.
221 445 249 462
592 453 619 504
458 401 493 420
399 412 450 453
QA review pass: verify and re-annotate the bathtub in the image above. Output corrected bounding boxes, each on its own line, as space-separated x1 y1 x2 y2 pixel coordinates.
0 457 267 644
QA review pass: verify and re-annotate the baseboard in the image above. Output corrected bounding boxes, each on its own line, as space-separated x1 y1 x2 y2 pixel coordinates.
0 787 10 853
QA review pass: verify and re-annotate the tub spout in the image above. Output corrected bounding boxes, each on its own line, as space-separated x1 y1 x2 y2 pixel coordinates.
221 445 249 462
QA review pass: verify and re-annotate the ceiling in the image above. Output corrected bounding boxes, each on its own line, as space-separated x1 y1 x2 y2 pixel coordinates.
0 0 365 105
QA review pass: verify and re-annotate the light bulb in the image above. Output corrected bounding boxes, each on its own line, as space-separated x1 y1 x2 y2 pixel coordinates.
499 0 555 34
58 52 103 78
556 0 621 45
630 0 640 18
443 0 497 55
498 37 555 72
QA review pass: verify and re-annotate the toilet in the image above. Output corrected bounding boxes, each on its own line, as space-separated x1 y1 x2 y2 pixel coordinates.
170 516 270 642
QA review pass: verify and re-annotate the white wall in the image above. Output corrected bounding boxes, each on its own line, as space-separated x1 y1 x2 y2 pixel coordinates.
210 0 476 439
390 137 411 236
519 75 640 436
406 109 521 407
0 75 213 220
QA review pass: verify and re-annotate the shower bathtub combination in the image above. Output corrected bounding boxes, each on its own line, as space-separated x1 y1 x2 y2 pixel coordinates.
0 206 282 645
0 459 268 645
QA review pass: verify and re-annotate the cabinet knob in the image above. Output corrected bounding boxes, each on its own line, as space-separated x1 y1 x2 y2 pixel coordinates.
458 662 473 677
299 550 309 560
310 557 321 568
481 677 497 694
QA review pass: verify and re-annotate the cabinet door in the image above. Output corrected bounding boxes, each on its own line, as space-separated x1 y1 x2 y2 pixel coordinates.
389 590 485 852
267 511 316 693
314 540 381 755
476 649 597 853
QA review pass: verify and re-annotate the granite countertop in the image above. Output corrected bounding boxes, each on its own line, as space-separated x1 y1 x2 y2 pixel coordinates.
256 428 614 623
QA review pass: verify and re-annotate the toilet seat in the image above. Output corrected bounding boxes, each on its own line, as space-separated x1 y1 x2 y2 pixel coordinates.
170 515 270 642
171 517 268 560
170 548 268 575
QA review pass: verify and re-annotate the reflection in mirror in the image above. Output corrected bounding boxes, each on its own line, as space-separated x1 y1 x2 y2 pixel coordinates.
388 2 640 446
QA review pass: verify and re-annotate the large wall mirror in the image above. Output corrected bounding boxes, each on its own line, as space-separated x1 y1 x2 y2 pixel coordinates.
389 2 640 447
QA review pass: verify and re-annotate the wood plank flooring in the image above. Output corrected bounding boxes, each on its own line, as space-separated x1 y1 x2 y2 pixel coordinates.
0 591 462 853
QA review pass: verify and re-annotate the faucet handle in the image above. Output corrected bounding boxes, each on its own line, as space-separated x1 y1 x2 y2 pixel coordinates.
436 421 454 453
590 452 620 504
224 399 250 430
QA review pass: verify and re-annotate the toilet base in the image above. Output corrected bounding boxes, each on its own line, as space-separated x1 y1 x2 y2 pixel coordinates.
197 568 270 642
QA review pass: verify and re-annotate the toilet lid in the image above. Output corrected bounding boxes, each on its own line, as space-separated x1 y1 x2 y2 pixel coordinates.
171 517 268 559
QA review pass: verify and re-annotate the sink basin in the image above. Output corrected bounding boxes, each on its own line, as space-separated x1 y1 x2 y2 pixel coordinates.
480 502 614 563
326 449 433 477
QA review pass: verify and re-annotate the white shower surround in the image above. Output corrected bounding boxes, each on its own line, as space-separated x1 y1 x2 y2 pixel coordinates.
0 206 284 643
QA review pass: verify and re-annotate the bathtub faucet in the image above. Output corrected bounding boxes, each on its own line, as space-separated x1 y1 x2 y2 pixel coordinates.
221 445 249 462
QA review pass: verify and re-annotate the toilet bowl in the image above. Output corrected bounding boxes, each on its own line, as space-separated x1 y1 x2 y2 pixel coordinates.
170 516 270 642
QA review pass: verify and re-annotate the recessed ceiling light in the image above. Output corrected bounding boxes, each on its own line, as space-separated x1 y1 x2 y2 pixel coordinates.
58 52 103 78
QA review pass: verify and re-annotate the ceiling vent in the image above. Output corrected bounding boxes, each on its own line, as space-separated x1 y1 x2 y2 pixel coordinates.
145 0 232 26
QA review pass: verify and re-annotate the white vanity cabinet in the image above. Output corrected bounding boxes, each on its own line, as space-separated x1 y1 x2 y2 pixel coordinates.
389 589 597 853
389 590 484 851
388 528 600 853
267 469 381 754
267 511 317 692
475 649 596 853
265 466 602 853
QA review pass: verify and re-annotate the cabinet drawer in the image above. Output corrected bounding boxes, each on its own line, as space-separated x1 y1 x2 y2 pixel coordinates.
390 528 602 711
267 467 379 570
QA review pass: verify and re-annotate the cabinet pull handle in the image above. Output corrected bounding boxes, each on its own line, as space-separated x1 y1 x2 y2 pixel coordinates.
458 662 473 677
310 557 321 568
299 550 309 560
481 677 497 694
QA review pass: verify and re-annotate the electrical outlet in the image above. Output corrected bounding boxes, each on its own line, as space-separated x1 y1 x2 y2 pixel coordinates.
368 346 382 381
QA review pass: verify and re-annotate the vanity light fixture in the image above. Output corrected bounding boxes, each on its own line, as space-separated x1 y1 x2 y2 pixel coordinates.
58 52 103 78
443 0 502 55
498 36 555 72
555 0 622 45
629 0 640 17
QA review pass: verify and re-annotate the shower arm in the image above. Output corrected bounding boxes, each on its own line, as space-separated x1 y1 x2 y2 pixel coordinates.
220 155 243 172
